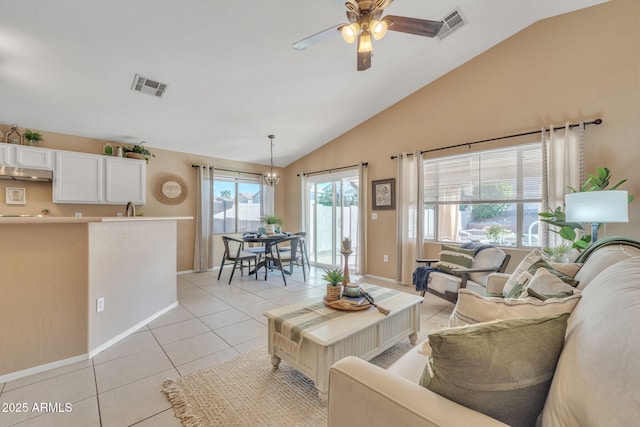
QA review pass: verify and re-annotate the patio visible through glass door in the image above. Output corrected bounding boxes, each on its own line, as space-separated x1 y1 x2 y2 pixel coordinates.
307 171 359 271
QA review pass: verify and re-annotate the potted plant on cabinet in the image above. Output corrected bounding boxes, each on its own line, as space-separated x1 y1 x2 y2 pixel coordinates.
122 141 155 163
23 129 43 146
322 268 345 302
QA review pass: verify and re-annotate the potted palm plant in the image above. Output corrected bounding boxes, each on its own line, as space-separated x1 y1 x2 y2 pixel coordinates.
322 268 345 302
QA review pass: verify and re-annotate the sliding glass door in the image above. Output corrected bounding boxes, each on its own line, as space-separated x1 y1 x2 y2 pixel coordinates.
306 170 360 270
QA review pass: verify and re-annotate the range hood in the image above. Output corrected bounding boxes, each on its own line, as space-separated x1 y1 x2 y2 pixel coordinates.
0 166 53 182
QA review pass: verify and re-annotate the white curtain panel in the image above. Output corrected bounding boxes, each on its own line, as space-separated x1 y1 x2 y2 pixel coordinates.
194 165 215 272
356 163 368 275
396 152 419 284
541 122 585 248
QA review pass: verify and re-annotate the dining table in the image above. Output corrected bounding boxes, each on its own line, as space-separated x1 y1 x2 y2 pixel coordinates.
242 233 290 276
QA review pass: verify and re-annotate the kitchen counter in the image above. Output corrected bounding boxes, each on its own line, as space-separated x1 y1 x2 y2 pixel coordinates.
0 216 191 224
0 216 191 382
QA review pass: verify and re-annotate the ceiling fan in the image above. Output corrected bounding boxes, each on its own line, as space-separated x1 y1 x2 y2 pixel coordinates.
293 0 444 71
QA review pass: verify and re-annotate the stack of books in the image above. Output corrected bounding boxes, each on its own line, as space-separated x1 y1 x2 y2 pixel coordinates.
339 295 368 307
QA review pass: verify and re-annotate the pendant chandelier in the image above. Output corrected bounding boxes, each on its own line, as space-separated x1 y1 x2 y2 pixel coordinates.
263 134 280 186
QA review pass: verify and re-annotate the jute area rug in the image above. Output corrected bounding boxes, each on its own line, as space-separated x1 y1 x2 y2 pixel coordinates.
163 317 445 427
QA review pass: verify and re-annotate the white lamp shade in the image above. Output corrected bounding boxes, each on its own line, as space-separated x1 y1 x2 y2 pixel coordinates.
565 191 629 223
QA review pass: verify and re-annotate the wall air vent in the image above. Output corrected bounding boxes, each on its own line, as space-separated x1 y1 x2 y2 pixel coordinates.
131 74 168 98
437 8 466 40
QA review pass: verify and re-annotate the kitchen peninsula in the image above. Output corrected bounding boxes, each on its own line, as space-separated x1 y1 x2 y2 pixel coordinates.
0 216 191 382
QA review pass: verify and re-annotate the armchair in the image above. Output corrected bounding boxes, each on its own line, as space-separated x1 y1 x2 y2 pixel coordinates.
415 245 510 303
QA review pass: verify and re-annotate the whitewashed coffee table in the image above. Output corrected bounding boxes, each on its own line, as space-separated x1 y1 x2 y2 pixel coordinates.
263 285 423 404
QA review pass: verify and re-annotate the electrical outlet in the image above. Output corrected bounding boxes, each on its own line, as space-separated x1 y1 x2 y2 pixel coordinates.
383 254 389 262
97 297 104 312
371 213 377 220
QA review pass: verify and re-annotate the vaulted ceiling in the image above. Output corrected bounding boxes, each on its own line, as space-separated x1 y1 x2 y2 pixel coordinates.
0 0 606 166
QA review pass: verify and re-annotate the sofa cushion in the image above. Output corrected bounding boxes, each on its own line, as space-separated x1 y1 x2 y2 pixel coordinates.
420 313 569 427
449 289 581 327
524 268 578 300
573 244 640 289
542 256 640 427
435 244 475 274
502 250 543 297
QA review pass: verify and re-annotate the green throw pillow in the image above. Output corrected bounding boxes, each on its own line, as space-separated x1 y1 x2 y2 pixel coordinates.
527 260 579 287
435 244 475 274
419 313 569 427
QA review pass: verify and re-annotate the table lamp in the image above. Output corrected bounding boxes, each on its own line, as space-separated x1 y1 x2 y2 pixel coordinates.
565 190 629 244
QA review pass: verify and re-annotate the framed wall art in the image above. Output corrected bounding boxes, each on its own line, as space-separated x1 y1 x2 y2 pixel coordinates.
372 178 395 210
6 187 26 205
153 174 188 205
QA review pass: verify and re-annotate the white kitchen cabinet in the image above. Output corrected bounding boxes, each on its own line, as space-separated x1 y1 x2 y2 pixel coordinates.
54 151 103 203
0 143 13 166
105 157 146 204
15 145 53 169
54 151 146 204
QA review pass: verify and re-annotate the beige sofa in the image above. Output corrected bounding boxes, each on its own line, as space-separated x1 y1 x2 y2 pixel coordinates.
328 242 640 427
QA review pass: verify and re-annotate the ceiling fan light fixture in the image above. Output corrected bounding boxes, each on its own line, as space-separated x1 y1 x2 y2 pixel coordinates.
370 19 388 40
357 29 373 53
341 23 360 44
263 134 280 186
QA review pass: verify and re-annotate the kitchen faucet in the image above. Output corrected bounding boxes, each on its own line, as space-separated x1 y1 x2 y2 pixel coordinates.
126 201 136 217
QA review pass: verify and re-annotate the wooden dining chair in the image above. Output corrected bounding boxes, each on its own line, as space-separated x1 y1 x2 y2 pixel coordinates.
217 236 258 284
265 236 305 285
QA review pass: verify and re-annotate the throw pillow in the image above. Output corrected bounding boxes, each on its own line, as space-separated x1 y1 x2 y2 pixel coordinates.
420 313 570 427
502 250 543 297
527 260 580 287
435 244 475 274
449 288 581 327
524 268 579 301
548 262 582 278
503 270 532 299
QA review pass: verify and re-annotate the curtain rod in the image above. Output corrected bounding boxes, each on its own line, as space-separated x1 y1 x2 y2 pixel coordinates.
389 118 602 160
191 165 263 176
297 162 368 177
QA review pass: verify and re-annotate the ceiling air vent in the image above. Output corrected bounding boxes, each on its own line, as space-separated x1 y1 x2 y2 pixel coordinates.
131 74 168 98
437 8 466 40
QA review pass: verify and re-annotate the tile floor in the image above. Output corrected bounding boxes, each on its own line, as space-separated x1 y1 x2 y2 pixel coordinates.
0 265 453 427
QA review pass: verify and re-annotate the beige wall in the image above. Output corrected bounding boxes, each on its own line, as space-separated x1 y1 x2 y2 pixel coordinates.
2 0 637 281
283 0 640 279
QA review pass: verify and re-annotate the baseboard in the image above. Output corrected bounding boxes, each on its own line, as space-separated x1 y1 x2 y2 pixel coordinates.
89 301 178 358
364 274 400 284
0 353 89 384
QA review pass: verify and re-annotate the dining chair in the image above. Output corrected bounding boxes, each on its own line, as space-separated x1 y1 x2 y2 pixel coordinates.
242 232 266 259
217 236 258 284
265 236 305 285
278 231 310 272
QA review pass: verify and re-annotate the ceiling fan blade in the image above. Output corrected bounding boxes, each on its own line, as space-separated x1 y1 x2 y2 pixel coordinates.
293 24 343 50
357 50 371 71
384 15 444 37
374 0 393 11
